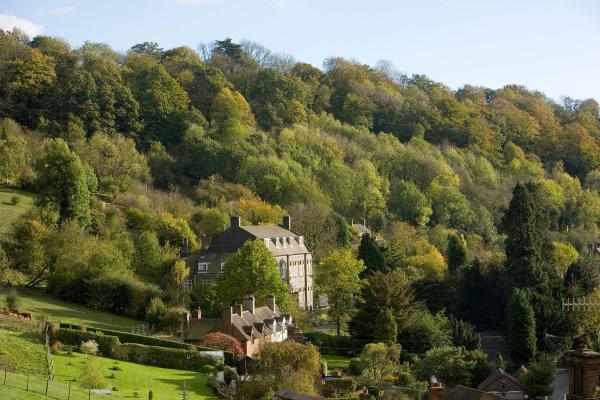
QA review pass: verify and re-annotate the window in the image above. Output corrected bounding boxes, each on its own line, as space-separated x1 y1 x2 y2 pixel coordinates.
198 263 208 273
220 262 225 273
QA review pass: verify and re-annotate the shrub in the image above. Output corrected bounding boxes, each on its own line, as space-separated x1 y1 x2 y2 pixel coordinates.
11 196 20 205
304 331 366 357
80 340 99 355
116 343 222 370
5 288 19 310
234 381 274 400
348 357 362 376
79 355 107 389
199 365 217 374
322 378 356 398
198 332 244 358
321 360 328 376
145 297 166 329
161 307 183 334
50 340 64 354
224 365 238 384
49 328 120 357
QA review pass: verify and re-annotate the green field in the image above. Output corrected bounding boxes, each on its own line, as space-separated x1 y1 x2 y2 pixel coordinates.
0 188 35 240
54 352 217 399
322 354 351 370
0 329 47 375
0 290 140 331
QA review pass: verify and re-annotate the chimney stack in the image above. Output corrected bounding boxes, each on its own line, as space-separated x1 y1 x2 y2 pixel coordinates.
267 294 276 311
429 376 445 400
195 308 201 320
233 303 243 315
283 215 291 230
182 311 190 337
362 218 366 226
243 295 255 314
230 216 241 228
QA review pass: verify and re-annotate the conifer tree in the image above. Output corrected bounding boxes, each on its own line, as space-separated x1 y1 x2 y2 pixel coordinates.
447 233 468 274
373 308 397 344
357 233 386 276
507 288 537 366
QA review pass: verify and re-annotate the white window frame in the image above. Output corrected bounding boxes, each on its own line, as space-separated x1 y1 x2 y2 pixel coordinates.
220 262 225 273
198 262 208 273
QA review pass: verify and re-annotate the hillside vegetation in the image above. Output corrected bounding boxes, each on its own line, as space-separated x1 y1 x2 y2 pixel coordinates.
0 188 35 240
1 29 600 374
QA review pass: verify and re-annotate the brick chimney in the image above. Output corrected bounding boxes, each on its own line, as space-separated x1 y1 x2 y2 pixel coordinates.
362 218 366 226
566 346 600 399
267 294 276 311
243 295 255 314
194 308 201 320
429 376 445 400
182 310 190 337
230 216 241 228
282 215 291 230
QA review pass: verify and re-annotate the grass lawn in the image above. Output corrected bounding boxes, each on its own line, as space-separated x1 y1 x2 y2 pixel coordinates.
54 352 218 400
0 385 51 400
322 354 352 370
0 328 47 375
0 188 34 240
0 289 140 331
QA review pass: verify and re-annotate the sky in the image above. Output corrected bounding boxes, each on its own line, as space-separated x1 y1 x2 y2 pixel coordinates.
1 0 599 102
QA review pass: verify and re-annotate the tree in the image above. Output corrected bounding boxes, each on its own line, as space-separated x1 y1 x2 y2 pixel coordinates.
170 259 189 307
315 249 364 335
359 343 401 383
389 180 432 226
520 362 554 398
255 341 321 395
36 138 92 226
502 183 553 289
447 233 468 274
215 240 291 311
565 256 600 297
357 233 386 275
145 297 166 331
349 270 419 341
507 289 537 366
551 241 578 277
373 308 397 344
416 346 475 387
199 332 244 358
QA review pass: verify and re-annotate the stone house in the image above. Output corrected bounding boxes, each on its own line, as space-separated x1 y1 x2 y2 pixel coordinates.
186 216 314 310
183 294 292 357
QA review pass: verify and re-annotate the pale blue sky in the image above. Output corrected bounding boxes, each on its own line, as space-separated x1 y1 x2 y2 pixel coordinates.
1 0 599 101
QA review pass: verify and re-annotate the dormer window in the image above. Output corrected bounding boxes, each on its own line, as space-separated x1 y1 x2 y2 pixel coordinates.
220 262 225 273
264 238 270 247
198 263 208 273
299 236 304 246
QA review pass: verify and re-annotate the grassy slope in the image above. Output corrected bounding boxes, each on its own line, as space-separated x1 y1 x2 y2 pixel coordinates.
0 329 47 375
0 188 34 241
0 290 140 331
54 352 217 400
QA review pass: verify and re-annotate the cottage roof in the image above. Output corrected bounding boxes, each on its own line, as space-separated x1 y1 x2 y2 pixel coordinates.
445 386 505 400
351 223 371 236
512 365 528 380
274 390 323 400
231 305 282 340
206 224 310 255
477 368 525 392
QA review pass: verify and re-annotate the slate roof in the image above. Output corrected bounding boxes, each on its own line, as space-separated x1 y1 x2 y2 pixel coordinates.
477 368 525 392
351 223 371 236
274 390 323 400
445 386 505 400
512 365 528 380
231 305 290 341
206 224 310 256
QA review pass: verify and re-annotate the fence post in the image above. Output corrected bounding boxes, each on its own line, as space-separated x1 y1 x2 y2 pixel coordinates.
3 368 5 385
88 388 91 400
68 381 71 400
26 369 29 391
45 377 49 395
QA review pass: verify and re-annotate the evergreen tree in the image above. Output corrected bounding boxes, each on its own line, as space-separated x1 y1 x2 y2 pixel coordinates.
507 289 537 366
502 183 552 289
447 233 468 274
357 233 386 275
373 308 397 344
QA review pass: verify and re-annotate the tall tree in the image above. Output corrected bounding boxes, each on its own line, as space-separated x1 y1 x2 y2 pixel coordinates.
507 288 537 366
373 308 398 344
502 183 552 289
447 233 468 274
215 240 291 311
36 138 93 226
315 249 364 335
357 233 386 275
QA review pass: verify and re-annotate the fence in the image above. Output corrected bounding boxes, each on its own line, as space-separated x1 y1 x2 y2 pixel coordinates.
44 323 56 381
0 367 108 400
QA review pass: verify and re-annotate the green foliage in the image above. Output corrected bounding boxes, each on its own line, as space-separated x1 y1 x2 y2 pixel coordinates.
447 233 468 274
79 355 108 389
235 381 274 400
389 180 432 226
315 248 364 335
449 317 480 350
216 240 291 310
35 138 92 226
520 362 554 398
117 343 221 370
507 288 537 366
359 342 401 383
358 233 386 275
416 346 475 387
145 297 166 329
373 308 397 344
303 331 366 356
4 288 19 309
322 378 356 398
49 328 120 357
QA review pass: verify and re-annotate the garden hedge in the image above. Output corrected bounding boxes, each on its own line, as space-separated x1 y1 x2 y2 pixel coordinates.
322 379 356 398
115 343 222 370
304 331 366 356
49 327 120 357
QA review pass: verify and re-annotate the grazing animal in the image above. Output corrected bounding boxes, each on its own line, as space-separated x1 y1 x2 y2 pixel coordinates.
19 312 32 321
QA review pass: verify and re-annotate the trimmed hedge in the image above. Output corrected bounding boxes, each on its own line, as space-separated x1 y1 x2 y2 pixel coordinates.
115 343 221 370
49 328 120 357
59 322 236 365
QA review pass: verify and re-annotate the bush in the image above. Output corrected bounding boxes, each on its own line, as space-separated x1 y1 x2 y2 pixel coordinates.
348 357 362 376
50 340 64 354
116 343 222 370
79 355 107 389
234 381 274 400
304 332 366 357
199 332 244 358
161 307 183 335
11 196 20 205
321 360 328 376
80 340 99 355
199 365 217 374
146 297 166 329
49 328 120 357
322 378 356 398
224 365 238 384
5 288 19 310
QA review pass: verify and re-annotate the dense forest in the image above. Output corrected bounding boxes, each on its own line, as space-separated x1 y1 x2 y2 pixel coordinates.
2 28 600 373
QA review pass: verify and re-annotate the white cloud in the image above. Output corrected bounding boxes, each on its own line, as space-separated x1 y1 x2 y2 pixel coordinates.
175 0 210 4
0 14 43 36
47 6 77 16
